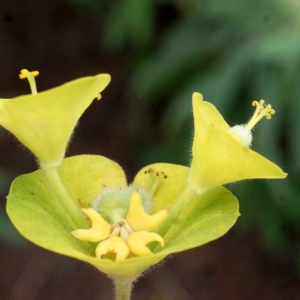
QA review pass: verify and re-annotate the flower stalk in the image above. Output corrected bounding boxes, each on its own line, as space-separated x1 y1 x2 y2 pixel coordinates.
42 165 88 230
156 185 196 241
112 276 133 300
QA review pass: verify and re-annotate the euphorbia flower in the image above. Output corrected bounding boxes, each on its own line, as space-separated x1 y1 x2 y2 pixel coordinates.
189 93 287 194
3 72 285 299
0 69 110 168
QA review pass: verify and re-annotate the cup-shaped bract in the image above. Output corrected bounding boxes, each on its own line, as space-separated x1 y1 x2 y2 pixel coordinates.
7 155 239 278
0 74 110 168
189 93 287 194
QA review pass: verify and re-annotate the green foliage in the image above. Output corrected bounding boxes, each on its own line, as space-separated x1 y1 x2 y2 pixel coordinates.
103 0 155 51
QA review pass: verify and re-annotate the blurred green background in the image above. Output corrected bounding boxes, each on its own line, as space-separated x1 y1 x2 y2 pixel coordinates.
0 0 300 299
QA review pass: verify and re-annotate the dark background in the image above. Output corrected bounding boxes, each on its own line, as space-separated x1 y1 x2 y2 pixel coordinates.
0 0 300 299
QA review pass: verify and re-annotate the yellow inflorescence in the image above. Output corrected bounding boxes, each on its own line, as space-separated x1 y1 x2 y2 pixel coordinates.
71 191 167 261
246 100 275 130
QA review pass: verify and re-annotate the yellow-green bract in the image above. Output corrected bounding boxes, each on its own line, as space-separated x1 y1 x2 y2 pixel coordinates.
7 155 239 278
0 74 110 168
189 92 287 194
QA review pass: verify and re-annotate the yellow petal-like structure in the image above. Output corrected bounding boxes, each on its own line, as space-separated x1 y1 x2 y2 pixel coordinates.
96 236 130 261
189 93 287 193
71 208 111 242
193 93 229 131
126 191 167 231
127 231 164 256
0 74 110 168
58 155 127 207
133 163 189 214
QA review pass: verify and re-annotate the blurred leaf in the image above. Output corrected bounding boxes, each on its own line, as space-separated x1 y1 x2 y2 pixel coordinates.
104 0 155 51
260 205 288 254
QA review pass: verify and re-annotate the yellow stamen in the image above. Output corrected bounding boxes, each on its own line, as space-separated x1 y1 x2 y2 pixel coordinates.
127 231 164 256
245 100 275 130
109 219 134 242
19 69 39 94
71 208 111 242
126 191 168 232
144 168 167 196
96 236 130 261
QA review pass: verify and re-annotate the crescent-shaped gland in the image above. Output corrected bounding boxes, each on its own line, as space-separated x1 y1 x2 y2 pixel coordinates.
127 231 164 256
71 208 111 242
126 191 167 232
96 236 130 261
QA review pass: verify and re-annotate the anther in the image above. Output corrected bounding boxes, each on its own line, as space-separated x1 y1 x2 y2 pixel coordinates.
145 169 168 196
144 168 153 174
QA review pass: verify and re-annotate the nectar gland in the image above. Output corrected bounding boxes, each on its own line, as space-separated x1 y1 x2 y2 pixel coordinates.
228 99 275 147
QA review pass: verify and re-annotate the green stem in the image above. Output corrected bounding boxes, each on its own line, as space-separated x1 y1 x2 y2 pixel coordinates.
42 165 88 230
112 276 133 300
157 185 199 240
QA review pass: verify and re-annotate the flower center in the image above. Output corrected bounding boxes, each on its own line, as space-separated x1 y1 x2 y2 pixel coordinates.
109 219 134 242
93 186 153 224
71 191 167 260
72 169 170 261
228 100 275 147
19 69 39 94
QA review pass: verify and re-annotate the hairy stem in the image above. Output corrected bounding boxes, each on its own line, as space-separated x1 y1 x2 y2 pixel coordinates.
113 276 133 300
42 165 88 230
156 185 198 240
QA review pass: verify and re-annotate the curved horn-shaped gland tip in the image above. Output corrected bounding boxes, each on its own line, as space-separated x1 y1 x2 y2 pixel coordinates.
71 208 111 242
127 231 164 256
95 236 130 261
126 191 168 232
